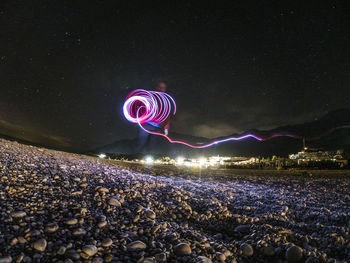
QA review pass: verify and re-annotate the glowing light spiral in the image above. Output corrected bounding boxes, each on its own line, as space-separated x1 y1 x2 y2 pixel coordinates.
123 89 350 148
123 89 176 125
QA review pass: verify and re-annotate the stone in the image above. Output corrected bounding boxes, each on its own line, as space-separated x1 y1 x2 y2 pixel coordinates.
11 211 26 218
101 238 113 247
262 246 275 256
91 257 104 263
173 243 192 256
57 246 66 255
45 223 59 233
82 245 98 257
33 238 47 252
108 197 121 207
234 225 250 233
154 253 167 262
285 245 303 262
127 241 147 251
217 252 226 262
241 243 253 257
0 256 12 263
144 209 156 219
73 228 86 236
143 258 156 263
197 256 212 263
65 218 78 225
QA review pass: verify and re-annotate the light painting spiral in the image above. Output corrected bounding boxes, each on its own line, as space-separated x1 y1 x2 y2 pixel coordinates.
123 89 350 148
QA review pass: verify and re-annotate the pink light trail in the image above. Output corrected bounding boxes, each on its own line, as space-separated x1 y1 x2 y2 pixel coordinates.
123 89 350 149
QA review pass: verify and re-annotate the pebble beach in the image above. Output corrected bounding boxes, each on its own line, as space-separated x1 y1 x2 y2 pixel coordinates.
0 139 350 263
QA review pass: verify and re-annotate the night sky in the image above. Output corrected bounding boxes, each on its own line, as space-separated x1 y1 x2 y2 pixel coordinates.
0 1 349 151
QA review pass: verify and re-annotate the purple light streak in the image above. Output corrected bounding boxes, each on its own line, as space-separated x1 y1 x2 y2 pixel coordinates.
123 89 350 148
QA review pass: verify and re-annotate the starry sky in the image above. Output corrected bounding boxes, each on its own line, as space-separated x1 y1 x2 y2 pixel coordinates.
0 1 349 151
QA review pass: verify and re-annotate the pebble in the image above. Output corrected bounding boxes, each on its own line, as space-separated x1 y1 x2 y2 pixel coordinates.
154 253 167 262
0 138 349 263
234 224 250 233
262 245 275 256
143 258 156 263
285 245 303 262
197 256 212 263
65 218 78 225
11 211 26 218
45 223 59 233
108 197 121 207
241 243 253 257
73 228 86 236
0 256 12 263
82 245 98 257
33 238 47 252
173 243 192 256
127 240 147 251
144 209 156 219
101 238 113 247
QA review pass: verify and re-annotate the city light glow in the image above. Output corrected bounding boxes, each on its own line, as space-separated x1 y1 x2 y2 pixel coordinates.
145 156 154 164
176 156 185 165
98 153 106 159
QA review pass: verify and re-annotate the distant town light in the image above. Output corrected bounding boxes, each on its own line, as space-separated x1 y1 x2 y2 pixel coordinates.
176 156 185 165
98 153 106 159
145 156 154 164
199 157 206 166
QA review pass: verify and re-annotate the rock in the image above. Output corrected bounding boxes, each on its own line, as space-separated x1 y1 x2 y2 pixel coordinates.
66 249 80 259
73 228 86 236
108 197 121 207
144 209 156 219
173 243 192 256
98 187 109 193
217 252 226 262
57 246 66 255
17 236 26 244
285 245 303 262
262 246 275 256
241 243 253 257
197 256 212 263
234 225 250 233
91 257 103 263
65 218 78 225
45 223 59 233
82 245 98 257
0 256 12 263
33 238 47 252
101 238 113 247
10 237 18 246
97 221 107 228
11 211 26 218
154 253 167 262
143 258 156 263
127 240 147 251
